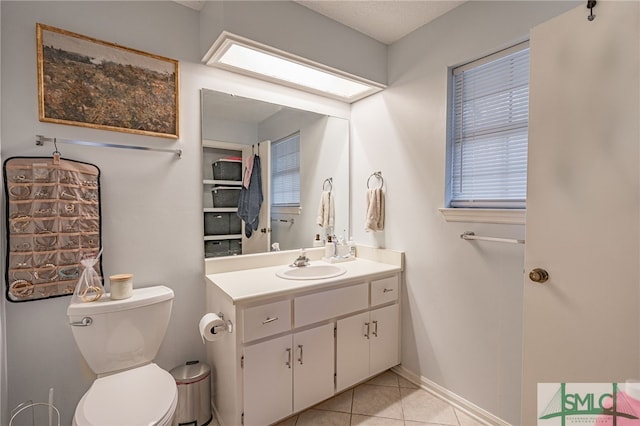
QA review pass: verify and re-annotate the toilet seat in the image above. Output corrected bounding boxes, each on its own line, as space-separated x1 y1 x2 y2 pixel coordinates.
74 363 177 426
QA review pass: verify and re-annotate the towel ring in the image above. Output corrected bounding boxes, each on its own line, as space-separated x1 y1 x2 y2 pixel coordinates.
367 171 384 189
323 177 333 191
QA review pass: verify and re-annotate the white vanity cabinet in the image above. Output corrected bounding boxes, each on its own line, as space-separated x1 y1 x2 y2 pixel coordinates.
336 276 400 391
205 256 403 426
243 323 334 425
336 303 400 391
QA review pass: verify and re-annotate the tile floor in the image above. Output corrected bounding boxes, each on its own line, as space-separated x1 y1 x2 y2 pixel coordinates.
257 370 490 426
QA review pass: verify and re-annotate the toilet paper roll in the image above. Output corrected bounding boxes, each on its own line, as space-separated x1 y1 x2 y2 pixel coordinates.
199 313 226 343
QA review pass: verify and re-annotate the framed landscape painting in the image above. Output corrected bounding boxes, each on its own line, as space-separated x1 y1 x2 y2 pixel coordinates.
37 23 179 139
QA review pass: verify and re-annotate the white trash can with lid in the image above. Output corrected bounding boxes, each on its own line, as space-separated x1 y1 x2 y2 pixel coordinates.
170 360 212 426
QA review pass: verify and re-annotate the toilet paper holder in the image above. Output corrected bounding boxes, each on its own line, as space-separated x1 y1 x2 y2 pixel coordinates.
212 312 233 335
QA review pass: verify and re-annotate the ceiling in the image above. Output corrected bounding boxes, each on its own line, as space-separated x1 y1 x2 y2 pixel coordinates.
294 1 465 44
174 1 466 45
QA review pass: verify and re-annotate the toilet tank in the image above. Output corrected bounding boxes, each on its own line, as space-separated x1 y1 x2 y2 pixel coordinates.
67 285 174 375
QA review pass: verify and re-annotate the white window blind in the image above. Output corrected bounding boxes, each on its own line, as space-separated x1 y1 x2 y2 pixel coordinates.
271 132 300 207
450 42 529 209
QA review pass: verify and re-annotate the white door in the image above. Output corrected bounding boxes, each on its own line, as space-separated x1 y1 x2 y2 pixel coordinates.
243 335 292 426
369 304 400 376
293 323 335 412
522 3 639 425
241 141 271 254
336 311 371 392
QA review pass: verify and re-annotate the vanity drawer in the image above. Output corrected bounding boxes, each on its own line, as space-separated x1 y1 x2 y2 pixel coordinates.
295 283 368 327
371 276 398 307
243 300 291 342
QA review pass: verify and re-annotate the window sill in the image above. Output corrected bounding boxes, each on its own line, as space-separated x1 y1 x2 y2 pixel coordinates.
438 208 526 225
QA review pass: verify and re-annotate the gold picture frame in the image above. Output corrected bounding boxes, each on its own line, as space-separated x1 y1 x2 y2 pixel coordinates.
37 23 179 139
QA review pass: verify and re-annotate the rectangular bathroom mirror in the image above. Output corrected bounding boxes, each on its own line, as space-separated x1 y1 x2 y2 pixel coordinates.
201 88 350 256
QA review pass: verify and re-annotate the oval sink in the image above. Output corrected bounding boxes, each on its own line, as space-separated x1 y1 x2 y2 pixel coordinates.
276 264 346 280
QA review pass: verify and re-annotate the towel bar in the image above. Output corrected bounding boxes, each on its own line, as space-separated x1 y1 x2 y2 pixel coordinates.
461 231 524 244
36 135 182 158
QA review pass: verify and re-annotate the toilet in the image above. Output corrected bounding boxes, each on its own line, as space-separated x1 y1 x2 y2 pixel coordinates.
67 285 178 426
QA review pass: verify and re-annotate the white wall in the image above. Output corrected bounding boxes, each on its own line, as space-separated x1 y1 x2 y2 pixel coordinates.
350 2 578 423
0 2 351 424
0 2 6 424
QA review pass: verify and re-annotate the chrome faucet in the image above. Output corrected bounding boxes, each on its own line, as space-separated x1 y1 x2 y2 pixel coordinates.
291 249 310 267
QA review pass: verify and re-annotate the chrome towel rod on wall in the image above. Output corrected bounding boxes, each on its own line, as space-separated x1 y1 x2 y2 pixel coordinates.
461 231 524 245
35 135 183 158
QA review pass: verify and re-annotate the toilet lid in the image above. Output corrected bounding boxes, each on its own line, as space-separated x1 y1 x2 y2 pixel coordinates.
75 363 177 426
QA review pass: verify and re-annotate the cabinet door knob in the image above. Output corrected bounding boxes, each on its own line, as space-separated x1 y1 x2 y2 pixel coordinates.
364 322 370 339
529 268 549 283
372 320 378 337
298 345 304 365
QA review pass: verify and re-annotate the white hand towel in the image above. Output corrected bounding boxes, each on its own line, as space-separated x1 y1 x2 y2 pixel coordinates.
316 191 335 228
365 188 385 232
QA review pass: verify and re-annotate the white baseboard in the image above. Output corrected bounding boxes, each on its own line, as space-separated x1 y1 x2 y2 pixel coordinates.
391 365 512 426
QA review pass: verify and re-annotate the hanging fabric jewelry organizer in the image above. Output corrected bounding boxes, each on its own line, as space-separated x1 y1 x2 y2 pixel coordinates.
3 155 102 302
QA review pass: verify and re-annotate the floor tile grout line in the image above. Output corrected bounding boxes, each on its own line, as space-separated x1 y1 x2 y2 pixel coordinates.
286 370 476 426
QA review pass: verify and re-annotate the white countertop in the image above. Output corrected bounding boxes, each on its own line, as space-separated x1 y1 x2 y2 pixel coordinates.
206 257 402 304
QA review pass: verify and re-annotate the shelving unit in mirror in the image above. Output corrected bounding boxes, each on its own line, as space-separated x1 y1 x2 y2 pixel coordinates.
203 140 244 258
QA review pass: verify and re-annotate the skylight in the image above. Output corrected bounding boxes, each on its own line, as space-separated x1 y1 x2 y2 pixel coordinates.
204 32 385 103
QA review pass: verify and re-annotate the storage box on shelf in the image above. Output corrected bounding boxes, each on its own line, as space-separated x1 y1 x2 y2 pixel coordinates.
213 159 242 181
211 187 241 208
204 212 242 236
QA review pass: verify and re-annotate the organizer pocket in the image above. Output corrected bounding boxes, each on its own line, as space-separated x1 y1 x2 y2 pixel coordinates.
33 217 57 234
78 203 99 218
79 218 100 233
32 184 57 200
58 201 79 217
10 236 33 253
6 167 34 184
9 216 33 234
33 251 57 269
32 201 57 217
80 234 100 249
9 252 33 269
33 233 58 252
33 262 58 284
58 249 81 266
59 234 80 250
7 183 33 200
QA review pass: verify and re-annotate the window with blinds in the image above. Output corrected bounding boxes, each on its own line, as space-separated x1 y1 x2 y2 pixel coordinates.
271 132 301 207
448 41 529 209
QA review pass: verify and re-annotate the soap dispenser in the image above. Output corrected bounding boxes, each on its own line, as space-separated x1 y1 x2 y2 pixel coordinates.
325 235 335 258
313 234 323 247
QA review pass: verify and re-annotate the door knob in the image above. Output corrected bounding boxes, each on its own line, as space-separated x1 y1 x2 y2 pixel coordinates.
529 268 549 283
